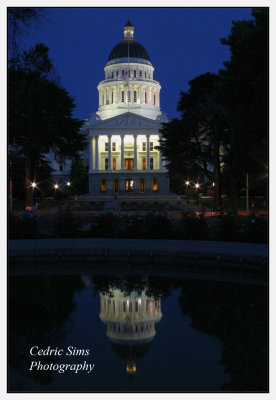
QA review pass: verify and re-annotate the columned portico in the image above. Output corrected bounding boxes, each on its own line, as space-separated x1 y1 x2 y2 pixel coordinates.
121 135 125 170
108 135 112 170
134 135 137 171
146 135 150 171
86 20 170 196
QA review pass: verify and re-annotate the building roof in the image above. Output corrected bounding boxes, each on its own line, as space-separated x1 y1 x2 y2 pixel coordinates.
108 39 150 61
125 18 133 27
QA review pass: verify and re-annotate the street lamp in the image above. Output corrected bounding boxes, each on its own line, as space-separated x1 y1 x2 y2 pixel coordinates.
185 180 190 186
54 183 59 190
195 183 200 205
66 181 71 187
31 182 37 188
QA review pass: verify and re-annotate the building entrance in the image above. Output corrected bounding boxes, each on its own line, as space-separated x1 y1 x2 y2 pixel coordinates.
124 158 134 170
125 179 134 192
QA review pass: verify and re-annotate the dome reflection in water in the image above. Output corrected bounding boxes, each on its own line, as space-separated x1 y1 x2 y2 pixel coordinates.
99 289 162 377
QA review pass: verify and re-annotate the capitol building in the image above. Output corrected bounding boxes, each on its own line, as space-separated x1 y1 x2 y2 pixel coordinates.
48 20 170 197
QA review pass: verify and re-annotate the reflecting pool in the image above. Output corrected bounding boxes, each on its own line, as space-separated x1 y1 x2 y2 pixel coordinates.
8 273 268 392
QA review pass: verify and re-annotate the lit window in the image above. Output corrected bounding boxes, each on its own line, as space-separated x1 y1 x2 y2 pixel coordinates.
105 158 108 170
128 90 131 102
134 90 137 102
150 157 154 170
121 91 124 102
134 70 136 78
152 179 158 191
101 179 107 192
105 142 108 151
145 92 147 103
150 142 153 151
112 157 116 170
112 142 116 151
142 142 146 151
142 158 146 170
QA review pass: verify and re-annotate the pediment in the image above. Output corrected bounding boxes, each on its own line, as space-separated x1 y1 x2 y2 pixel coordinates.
90 112 162 130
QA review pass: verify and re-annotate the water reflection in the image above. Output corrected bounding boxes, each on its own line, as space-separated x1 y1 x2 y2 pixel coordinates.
8 272 268 392
99 289 162 376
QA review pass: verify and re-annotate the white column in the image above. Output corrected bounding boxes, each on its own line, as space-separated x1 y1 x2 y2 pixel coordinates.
159 137 163 170
146 135 150 171
95 136 98 171
134 134 137 170
89 137 93 171
108 135 112 170
121 135 124 170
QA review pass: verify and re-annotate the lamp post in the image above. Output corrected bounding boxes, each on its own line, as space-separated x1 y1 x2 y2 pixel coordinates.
195 183 200 205
31 182 37 209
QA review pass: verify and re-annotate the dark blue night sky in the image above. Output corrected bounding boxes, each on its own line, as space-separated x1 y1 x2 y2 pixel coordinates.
20 7 253 120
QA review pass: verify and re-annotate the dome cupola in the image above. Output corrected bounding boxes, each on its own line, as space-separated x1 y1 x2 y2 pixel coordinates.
108 19 150 62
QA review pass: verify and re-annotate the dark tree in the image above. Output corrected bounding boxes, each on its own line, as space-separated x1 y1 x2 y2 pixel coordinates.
8 7 45 59
159 73 228 209
219 8 268 211
8 44 85 206
69 158 89 195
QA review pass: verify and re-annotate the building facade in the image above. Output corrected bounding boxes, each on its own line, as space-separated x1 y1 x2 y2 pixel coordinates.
47 20 170 196
84 20 170 196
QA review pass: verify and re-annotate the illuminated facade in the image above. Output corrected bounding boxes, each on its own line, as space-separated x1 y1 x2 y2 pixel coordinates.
85 20 169 196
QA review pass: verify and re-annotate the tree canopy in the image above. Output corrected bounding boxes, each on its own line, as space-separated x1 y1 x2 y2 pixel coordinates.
160 8 268 210
8 43 85 186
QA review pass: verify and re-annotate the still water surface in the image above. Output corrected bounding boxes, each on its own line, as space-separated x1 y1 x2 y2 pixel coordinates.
8 273 267 392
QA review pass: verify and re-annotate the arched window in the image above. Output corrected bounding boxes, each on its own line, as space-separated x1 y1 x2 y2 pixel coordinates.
111 92 113 104
127 90 131 102
145 91 147 104
134 70 136 78
145 71 146 78
140 70 142 77
133 90 137 102
121 91 124 102
154 94 156 105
